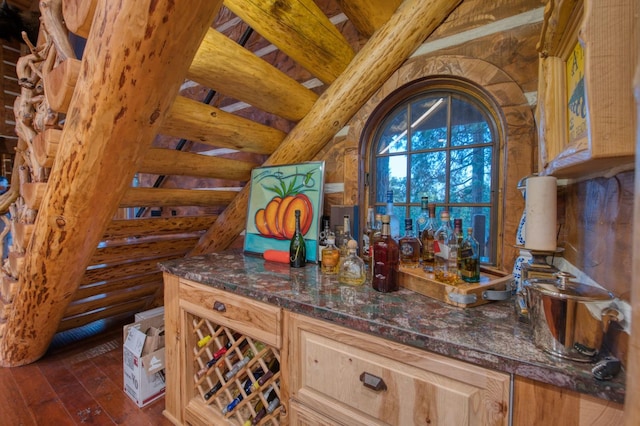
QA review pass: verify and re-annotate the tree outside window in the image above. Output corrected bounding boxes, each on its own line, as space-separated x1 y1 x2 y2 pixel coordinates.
369 89 499 264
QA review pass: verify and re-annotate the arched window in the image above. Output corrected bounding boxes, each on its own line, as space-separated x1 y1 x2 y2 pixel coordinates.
365 78 500 264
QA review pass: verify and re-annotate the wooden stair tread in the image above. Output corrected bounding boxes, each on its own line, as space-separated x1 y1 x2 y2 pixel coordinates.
103 215 217 239
138 147 257 181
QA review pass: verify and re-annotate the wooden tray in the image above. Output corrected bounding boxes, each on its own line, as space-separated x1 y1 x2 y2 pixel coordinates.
399 266 513 308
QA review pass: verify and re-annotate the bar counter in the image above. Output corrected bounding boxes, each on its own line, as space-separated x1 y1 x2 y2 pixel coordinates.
159 250 625 404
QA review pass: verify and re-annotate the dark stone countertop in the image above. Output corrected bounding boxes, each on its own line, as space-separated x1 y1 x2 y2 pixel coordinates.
159 250 625 404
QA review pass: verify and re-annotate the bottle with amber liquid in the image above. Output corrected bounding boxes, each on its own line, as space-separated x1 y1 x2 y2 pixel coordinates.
321 234 340 275
460 227 481 282
420 203 437 271
372 214 399 292
339 240 366 286
289 210 306 268
399 218 420 268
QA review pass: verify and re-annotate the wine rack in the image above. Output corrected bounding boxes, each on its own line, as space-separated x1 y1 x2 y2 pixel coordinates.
190 313 283 425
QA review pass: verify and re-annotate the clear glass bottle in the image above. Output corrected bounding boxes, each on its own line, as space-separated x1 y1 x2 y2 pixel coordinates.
399 218 420 268
372 214 399 292
340 215 353 257
339 240 366 286
321 234 340 275
385 190 400 240
289 210 306 268
420 203 437 271
361 207 375 265
415 196 429 234
453 218 463 274
434 211 457 283
317 216 331 265
460 227 481 283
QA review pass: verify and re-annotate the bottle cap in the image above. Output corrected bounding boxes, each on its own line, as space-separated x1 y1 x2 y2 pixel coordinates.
382 214 390 223
347 240 358 250
440 211 450 219
327 236 335 244
404 218 413 229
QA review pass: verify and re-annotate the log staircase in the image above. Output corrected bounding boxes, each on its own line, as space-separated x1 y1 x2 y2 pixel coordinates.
0 0 461 366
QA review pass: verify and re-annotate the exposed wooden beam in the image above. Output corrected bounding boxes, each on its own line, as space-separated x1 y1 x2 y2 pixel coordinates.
191 0 463 255
102 216 217 240
223 0 354 84
188 29 318 121
0 0 224 367
139 148 256 181
162 96 285 155
334 0 402 37
119 188 238 208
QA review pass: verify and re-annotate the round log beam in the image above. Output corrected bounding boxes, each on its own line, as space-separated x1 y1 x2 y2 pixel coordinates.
191 0 464 256
0 0 224 367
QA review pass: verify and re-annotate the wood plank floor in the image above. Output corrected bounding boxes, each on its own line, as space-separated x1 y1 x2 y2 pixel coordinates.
0 325 173 425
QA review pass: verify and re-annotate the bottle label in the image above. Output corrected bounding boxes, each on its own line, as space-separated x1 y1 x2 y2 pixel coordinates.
400 242 414 257
460 247 474 259
434 241 450 258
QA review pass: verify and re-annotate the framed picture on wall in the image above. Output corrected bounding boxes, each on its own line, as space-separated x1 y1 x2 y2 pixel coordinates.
244 161 325 262
536 0 635 177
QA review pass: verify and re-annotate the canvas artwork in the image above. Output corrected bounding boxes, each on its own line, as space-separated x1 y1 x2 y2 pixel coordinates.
244 161 325 262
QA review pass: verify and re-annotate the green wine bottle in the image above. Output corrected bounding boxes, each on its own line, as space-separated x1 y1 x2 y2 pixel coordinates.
289 210 306 267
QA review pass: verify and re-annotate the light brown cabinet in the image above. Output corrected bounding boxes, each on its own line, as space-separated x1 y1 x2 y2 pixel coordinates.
287 312 510 425
163 274 286 426
163 271 623 426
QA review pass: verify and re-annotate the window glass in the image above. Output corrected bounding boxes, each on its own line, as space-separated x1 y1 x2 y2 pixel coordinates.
369 86 499 264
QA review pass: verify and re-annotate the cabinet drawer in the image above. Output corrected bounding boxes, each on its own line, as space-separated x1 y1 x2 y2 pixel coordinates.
179 278 282 348
290 313 509 426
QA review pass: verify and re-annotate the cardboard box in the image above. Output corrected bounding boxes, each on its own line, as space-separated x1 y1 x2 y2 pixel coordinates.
123 315 166 407
134 306 164 322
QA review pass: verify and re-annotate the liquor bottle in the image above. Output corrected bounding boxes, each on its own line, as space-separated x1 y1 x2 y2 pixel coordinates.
339 240 366 286
361 207 375 264
372 214 399 292
399 218 420 268
415 196 429 234
385 190 400 240
453 218 463 274
317 216 331 265
289 210 306 268
368 213 383 281
433 211 458 284
460 227 481 283
339 215 353 257
320 234 340 275
420 203 437 271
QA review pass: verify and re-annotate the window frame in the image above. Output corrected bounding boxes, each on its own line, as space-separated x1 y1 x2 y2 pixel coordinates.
361 76 504 265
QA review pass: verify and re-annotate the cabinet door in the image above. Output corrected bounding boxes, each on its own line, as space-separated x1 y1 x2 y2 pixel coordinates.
178 279 285 426
289 313 509 426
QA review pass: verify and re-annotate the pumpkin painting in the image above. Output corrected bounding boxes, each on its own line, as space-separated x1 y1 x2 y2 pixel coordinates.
254 193 313 239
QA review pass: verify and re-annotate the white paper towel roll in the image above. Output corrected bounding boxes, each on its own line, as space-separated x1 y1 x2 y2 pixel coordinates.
524 176 557 251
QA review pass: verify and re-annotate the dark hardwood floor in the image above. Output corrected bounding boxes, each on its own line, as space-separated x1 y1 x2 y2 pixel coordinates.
0 321 173 425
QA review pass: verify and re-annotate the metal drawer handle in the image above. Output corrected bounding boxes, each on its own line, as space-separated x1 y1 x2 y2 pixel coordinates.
359 372 387 392
213 301 226 312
